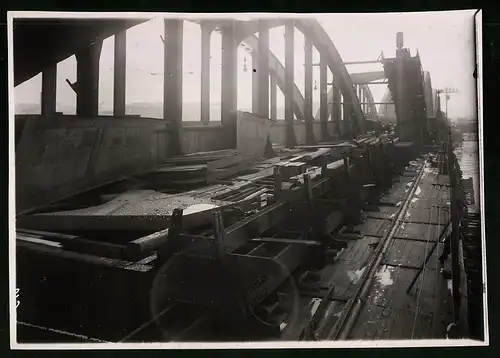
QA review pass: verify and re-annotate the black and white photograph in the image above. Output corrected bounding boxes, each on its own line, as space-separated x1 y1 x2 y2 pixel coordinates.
9 10 487 348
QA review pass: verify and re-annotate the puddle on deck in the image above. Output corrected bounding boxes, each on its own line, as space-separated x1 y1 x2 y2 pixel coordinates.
376 266 395 286
371 266 395 305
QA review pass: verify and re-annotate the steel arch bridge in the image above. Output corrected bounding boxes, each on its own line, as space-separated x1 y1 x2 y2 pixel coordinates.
15 17 384 139
14 16 429 213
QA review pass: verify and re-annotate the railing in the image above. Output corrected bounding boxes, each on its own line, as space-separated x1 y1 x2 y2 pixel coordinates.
444 130 479 338
447 138 462 326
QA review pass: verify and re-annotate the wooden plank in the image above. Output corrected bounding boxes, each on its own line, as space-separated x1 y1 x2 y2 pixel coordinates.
303 148 332 161
16 240 154 272
125 228 170 260
251 237 321 246
18 211 206 233
206 153 254 171
17 229 127 259
207 163 253 184
17 234 62 248
154 164 206 173
295 143 354 150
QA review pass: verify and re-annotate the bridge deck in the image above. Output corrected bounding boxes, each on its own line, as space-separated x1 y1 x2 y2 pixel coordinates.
309 159 454 340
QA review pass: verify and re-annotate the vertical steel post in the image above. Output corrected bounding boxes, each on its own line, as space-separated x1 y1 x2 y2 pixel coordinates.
270 74 277 121
304 37 315 144
258 21 270 118
41 63 57 115
201 23 212 124
113 29 127 117
285 21 296 148
76 40 103 117
320 55 328 141
164 19 184 155
213 211 227 259
252 51 259 115
221 22 238 146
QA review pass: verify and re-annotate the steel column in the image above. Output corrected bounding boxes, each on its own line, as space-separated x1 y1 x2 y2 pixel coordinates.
201 24 212 124
221 22 238 145
75 40 102 117
331 72 341 138
164 19 183 155
285 21 296 148
319 54 328 140
362 88 366 113
257 21 270 118
252 51 259 114
113 30 127 117
304 37 315 144
41 63 56 115
270 74 277 121
221 22 238 132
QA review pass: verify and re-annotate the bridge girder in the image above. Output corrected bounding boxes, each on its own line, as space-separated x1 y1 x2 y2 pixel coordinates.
235 19 365 134
14 16 375 135
13 18 146 87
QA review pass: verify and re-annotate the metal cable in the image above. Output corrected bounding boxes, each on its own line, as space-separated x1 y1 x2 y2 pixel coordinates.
431 204 442 334
17 321 108 343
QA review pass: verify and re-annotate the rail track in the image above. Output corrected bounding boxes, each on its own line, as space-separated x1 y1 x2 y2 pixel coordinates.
328 157 429 340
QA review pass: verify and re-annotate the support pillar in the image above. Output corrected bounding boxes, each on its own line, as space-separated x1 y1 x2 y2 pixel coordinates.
363 88 367 114
319 54 328 141
252 51 259 114
361 87 365 114
76 40 103 117
343 93 354 139
332 72 341 138
270 74 277 121
257 21 270 118
41 63 57 115
113 30 126 117
164 19 183 155
284 21 296 148
221 22 238 145
304 37 315 145
201 24 212 124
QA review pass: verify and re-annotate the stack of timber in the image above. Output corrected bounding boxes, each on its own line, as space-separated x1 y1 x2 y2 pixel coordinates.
136 149 256 189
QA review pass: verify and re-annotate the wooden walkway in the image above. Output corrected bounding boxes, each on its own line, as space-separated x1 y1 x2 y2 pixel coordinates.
315 159 454 340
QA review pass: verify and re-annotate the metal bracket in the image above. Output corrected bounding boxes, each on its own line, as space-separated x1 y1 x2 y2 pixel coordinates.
65 78 79 94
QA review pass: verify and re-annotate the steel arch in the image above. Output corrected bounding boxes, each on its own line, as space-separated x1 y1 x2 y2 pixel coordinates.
236 19 365 134
240 32 380 125
241 35 380 125
242 35 306 121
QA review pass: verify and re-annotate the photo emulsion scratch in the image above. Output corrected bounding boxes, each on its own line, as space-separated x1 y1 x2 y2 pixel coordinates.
8 10 487 349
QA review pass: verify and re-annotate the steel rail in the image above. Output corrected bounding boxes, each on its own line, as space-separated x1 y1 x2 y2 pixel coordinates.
328 158 428 340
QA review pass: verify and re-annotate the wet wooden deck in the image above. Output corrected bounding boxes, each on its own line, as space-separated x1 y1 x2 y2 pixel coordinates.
316 158 454 340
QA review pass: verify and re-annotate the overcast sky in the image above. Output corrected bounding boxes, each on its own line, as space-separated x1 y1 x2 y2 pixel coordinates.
14 10 477 120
